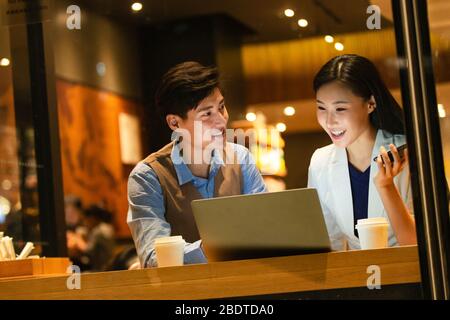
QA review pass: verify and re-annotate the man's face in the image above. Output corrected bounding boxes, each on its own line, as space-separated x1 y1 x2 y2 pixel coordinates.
65 205 81 227
170 88 229 158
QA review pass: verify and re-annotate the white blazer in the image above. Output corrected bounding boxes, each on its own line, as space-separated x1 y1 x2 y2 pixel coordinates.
307 129 414 251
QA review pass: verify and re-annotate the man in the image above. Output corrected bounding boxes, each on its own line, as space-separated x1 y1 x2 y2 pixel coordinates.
127 61 266 268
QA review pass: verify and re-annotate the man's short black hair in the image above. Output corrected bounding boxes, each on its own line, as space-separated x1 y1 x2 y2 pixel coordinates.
83 205 113 224
64 194 82 210
155 61 220 119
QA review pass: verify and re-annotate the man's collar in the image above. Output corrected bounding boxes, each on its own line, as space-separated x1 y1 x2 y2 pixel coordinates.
170 140 226 186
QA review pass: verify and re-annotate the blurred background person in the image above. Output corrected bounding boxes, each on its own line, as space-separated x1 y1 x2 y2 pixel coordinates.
67 204 115 272
65 195 88 269
64 194 84 231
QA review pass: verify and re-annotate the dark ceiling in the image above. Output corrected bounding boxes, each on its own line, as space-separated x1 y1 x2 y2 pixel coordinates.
79 0 392 43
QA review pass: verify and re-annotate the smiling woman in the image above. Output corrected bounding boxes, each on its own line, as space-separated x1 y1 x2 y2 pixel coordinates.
308 54 417 251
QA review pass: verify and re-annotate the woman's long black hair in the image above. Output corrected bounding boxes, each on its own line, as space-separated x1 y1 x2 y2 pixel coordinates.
313 54 405 135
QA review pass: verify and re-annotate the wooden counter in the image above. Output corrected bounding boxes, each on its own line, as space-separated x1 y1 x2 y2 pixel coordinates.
0 246 421 300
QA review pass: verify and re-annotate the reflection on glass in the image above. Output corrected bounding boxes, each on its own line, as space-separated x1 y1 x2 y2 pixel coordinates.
0 27 41 256
48 0 407 271
427 0 450 198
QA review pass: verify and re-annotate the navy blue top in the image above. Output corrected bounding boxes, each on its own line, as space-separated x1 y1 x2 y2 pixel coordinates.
348 162 370 237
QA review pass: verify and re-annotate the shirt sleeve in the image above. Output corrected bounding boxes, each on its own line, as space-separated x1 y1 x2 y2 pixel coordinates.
127 162 207 267
238 147 267 194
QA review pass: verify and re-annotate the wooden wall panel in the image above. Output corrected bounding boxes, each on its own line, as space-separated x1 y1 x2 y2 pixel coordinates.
242 28 450 106
56 80 144 238
242 29 401 105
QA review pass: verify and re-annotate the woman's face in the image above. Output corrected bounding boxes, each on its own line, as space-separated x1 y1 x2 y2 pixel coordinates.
316 81 374 148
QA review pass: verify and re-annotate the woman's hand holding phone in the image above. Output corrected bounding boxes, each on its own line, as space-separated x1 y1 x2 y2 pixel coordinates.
374 144 408 189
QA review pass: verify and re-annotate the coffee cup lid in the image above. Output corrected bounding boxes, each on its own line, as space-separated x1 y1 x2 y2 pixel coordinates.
154 236 184 245
356 217 389 226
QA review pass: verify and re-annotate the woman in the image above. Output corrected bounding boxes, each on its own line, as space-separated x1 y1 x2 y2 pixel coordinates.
308 54 416 250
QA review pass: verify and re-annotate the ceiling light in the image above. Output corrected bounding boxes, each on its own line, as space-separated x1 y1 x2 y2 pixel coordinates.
297 19 308 28
276 123 287 132
284 9 295 17
246 112 257 122
0 58 10 66
131 2 143 12
324 35 334 43
283 106 296 116
438 104 446 118
334 42 344 51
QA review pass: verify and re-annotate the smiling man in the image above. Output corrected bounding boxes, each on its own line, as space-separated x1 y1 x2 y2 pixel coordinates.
127 61 267 268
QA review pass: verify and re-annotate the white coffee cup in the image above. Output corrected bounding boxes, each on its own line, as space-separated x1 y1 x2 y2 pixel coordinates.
355 217 389 250
154 236 185 267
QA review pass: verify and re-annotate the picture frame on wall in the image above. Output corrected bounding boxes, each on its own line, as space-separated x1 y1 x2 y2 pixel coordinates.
118 112 142 165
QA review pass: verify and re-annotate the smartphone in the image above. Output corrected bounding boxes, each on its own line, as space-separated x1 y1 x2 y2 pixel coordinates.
373 144 407 163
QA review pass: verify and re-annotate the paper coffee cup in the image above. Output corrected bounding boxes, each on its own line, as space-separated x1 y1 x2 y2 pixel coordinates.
154 236 185 267
355 217 389 250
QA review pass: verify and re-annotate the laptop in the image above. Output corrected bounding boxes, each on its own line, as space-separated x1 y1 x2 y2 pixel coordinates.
191 188 331 262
